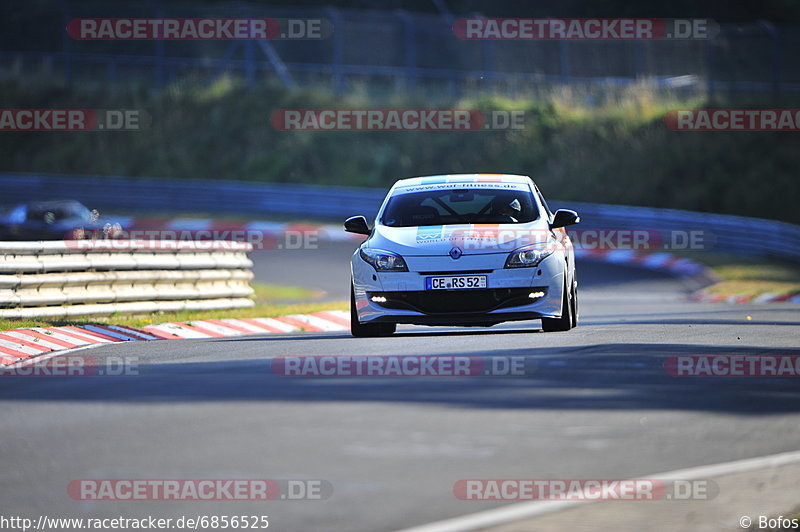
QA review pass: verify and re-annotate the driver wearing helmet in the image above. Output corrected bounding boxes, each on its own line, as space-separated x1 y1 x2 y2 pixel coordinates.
493 197 522 223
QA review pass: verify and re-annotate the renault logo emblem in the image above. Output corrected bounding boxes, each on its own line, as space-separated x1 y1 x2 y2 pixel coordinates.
449 247 463 259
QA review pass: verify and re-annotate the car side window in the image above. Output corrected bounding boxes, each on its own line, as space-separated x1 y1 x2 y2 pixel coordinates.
7 206 26 224
533 185 553 220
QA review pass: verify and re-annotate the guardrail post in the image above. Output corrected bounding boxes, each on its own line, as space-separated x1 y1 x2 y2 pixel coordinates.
208 41 242 87
395 10 417 90
245 39 255 88
55 0 73 87
153 2 166 89
759 21 781 100
326 7 345 95
633 41 644 79
107 60 117 84
705 34 716 102
256 40 296 88
238 2 294 89
482 38 494 89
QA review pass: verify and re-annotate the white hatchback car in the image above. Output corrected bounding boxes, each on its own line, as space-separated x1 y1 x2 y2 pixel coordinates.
345 174 580 337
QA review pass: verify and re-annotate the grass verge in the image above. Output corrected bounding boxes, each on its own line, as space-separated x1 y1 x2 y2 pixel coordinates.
0 283 348 331
2 79 799 224
684 252 800 298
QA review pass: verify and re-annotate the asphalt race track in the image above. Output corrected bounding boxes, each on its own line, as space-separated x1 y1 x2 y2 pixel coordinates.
251 243 357 301
1 242 799 531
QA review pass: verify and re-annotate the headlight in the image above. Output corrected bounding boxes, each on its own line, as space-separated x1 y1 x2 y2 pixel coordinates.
504 243 556 268
360 248 408 272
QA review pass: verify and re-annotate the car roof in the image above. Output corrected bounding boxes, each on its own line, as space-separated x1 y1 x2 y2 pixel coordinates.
392 174 533 189
25 200 87 209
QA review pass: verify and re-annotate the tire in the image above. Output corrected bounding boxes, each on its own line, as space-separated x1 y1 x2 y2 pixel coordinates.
570 273 579 327
541 276 574 332
350 285 396 337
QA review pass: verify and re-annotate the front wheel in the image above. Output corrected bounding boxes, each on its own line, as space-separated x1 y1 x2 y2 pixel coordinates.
570 273 579 327
541 277 574 332
350 285 396 337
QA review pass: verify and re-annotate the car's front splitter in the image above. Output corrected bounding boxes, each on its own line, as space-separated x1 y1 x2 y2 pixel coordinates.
352 253 566 325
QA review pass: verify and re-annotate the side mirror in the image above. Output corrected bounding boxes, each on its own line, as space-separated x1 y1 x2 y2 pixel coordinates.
344 215 371 236
550 209 580 229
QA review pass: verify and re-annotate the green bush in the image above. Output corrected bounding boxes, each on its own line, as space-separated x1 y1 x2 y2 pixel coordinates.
0 79 797 223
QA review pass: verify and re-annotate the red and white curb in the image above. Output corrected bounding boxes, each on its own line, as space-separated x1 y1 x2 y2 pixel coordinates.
574 248 720 292
690 290 800 304
573 249 710 277
0 310 349 367
574 249 799 305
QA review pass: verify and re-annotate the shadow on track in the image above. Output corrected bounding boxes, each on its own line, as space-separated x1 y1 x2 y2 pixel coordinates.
3 343 800 414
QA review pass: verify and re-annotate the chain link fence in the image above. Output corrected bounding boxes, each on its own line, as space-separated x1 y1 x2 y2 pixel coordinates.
1 2 798 99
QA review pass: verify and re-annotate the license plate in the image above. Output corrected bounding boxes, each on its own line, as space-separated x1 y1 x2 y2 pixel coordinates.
426 275 487 290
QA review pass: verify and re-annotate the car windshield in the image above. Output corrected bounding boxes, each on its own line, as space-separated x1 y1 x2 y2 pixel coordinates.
26 203 91 223
381 187 539 227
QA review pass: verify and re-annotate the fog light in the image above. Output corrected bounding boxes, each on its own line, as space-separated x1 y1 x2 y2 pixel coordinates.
528 291 545 299
371 296 387 303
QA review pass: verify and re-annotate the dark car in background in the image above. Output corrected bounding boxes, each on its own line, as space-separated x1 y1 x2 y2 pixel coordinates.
0 200 123 240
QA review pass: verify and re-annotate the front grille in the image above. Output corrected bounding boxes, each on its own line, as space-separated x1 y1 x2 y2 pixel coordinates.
369 288 546 314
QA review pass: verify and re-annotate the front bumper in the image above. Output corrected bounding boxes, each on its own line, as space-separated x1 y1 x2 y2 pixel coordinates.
352 252 565 326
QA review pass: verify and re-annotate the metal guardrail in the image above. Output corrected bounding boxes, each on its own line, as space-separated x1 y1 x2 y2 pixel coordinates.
560 201 800 263
0 240 254 318
0 173 384 221
2 173 798 263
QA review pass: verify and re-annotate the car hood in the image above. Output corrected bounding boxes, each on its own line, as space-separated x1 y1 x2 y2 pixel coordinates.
367 222 552 256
